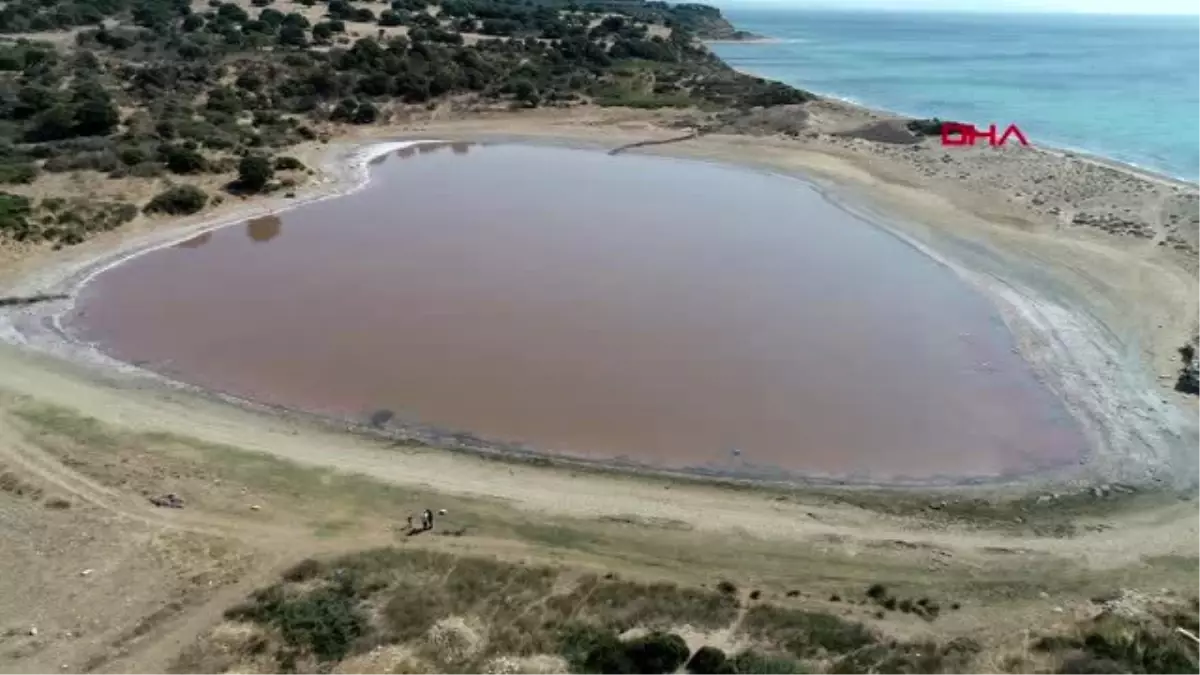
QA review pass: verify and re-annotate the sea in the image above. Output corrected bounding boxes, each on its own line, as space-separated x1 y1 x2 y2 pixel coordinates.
707 9 1200 181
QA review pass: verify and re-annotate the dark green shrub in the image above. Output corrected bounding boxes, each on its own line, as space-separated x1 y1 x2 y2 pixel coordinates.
0 163 38 184
225 582 367 663
560 624 634 674
274 156 306 171
624 631 690 674
378 9 406 26
128 161 164 178
236 154 274 192
906 118 947 136
1056 653 1127 673
0 191 34 240
143 185 208 215
686 645 733 674
160 144 207 174
282 558 323 582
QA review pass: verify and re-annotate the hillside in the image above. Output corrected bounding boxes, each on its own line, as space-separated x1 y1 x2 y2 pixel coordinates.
0 0 803 248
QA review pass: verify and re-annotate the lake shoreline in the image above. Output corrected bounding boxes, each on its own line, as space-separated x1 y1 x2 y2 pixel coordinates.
2 113 1194 496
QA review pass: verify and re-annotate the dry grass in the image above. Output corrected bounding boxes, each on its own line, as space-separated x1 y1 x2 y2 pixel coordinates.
4 397 1198 673
175 547 741 673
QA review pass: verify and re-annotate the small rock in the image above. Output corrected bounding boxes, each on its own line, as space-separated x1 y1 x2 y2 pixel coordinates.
79 569 93 577
1053 606 1064 613
28 627 37 636
250 504 261 511
1039 591 1050 599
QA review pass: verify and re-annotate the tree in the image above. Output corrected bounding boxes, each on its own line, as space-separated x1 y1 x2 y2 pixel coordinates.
161 144 207 174
26 105 76 142
72 86 120 136
279 23 308 46
237 154 274 192
623 632 690 674
143 184 208 215
686 646 734 674
378 9 405 26
511 78 539 107
350 100 377 123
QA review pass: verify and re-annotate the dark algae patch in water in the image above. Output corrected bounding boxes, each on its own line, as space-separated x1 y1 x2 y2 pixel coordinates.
70 143 1086 482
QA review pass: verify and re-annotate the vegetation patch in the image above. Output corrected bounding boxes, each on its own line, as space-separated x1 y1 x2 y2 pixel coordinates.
1033 603 1199 674
144 184 208 216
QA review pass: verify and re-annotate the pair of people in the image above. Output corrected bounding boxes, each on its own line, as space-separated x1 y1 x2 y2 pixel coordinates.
407 509 435 532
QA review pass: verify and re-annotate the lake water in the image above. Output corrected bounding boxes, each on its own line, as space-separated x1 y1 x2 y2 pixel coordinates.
70 142 1086 482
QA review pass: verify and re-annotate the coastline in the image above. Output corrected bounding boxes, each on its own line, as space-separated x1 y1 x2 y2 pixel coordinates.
708 45 1199 186
1 117 1195 494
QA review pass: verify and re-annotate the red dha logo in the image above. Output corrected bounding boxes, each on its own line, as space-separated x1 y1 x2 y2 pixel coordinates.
941 122 1029 147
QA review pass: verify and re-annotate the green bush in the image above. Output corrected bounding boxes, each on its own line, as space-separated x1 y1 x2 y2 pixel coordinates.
625 631 690 673
236 154 274 192
559 625 690 674
274 155 306 171
226 582 368 663
160 144 208 174
906 118 947 136
0 162 38 184
143 185 208 215
0 191 34 240
560 624 635 674
283 558 323 582
686 645 733 674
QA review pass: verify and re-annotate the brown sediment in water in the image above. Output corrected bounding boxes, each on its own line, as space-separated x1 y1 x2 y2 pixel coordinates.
68 143 1086 482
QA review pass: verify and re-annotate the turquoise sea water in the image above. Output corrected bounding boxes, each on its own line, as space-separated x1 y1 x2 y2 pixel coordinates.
709 9 1200 181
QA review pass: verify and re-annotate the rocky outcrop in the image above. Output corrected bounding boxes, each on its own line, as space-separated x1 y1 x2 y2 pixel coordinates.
665 3 764 40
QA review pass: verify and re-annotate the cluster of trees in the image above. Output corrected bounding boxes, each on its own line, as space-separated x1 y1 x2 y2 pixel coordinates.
0 0 815 247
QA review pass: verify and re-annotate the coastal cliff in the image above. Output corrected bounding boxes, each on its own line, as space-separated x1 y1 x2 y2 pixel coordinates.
659 2 765 40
